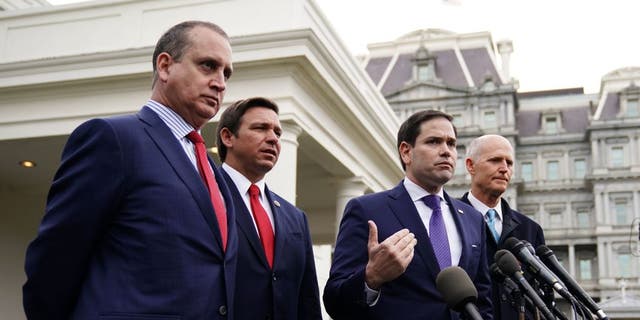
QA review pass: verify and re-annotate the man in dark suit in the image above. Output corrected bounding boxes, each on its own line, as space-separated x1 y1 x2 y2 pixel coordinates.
324 110 493 320
460 134 545 320
216 97 322 320
23 21 238 320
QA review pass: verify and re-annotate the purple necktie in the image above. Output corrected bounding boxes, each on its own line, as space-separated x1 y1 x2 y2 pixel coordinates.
422 195 451 270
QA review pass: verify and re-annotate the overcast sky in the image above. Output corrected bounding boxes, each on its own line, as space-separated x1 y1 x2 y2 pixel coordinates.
48 0 640 93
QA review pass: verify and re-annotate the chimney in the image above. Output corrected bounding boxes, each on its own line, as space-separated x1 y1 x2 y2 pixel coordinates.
497 39 513 83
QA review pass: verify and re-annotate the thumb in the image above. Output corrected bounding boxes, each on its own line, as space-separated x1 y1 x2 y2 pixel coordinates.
367 220 379 249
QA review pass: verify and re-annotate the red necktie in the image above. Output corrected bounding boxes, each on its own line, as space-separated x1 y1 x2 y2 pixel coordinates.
248 184 274 268
186 131 227 251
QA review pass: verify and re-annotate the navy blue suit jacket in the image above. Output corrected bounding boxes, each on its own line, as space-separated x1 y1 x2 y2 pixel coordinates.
221 171 321 320
324 182 493 320
460 192 545 320
23 106 238 320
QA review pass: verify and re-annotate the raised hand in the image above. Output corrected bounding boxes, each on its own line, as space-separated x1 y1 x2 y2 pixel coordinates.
365 220 417 289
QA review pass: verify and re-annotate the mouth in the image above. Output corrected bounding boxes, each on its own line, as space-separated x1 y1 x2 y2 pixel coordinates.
260 148 278 158
435 162 453 169
203 95 219 108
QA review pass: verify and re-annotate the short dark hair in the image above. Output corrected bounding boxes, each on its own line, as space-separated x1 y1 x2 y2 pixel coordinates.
216 97 280 162
396 109 457 170
152 20 229 87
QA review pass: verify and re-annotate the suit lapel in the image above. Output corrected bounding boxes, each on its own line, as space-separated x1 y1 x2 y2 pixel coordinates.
387 183 441 279
499 200 520 244
446 192 471 270
137 107 224 255
265 186 286 269
221 170 270 268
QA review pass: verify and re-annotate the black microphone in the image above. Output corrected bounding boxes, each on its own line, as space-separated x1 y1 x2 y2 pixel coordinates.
436 266 483 320
505 237 575 303
495 249 555 320
490 263 527 315
536 245 609 320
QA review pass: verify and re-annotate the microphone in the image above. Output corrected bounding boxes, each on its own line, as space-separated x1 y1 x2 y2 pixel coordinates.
436 266 483 320
490 263 527 316
504 237 575 303
495 249 555 320
536 245 609 320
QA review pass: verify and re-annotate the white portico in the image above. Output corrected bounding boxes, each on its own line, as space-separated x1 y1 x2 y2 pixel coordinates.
0 0 403 318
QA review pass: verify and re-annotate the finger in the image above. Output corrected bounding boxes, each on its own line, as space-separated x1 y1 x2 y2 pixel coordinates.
385 228 410 246
367 220 379 250
400 238 417 259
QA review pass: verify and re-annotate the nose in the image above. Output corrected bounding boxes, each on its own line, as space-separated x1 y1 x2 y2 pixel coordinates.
266 129 279 144
209 70 226 92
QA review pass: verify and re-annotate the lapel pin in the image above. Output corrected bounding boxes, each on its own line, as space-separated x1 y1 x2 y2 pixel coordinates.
472 244 478 248
457 209 464 214
273 200 281 207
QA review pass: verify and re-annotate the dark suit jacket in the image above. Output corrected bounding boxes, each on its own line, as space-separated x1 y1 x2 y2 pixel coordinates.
460 192 545 320
23 106 238 320
324 182 493 320
222 171 321 320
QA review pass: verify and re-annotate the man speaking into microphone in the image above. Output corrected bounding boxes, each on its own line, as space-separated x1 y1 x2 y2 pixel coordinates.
460 134 545 320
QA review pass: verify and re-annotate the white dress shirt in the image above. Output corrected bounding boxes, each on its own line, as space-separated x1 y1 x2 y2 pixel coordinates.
466 191 503 235
222 163 275 233
404 178 462 266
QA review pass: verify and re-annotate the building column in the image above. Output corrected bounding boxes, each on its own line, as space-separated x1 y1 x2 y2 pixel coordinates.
597 240 606 281
632 135 640 171
603 191 610 225
334 177 368 238
591 138 600 168
563 151 570 182
568 244 576 277
268 121 302 204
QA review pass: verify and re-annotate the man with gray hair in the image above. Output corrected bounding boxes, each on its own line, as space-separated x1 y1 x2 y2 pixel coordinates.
459 134 545 320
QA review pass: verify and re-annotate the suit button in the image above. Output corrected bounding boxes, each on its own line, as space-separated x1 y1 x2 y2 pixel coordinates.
218 305 227 316
272 272 277 281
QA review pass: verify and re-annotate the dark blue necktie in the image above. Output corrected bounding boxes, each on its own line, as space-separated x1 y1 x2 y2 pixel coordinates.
422 195 451 270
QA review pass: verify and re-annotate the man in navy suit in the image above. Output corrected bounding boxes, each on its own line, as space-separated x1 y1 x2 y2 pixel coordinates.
216 97 322 320
324 110 493 320
460 134 545 320
23 21 238 320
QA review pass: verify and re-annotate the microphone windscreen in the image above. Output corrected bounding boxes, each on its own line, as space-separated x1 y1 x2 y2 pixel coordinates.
496 249 521 275
535 245 552 258
504 237 522 251
436 266 478 312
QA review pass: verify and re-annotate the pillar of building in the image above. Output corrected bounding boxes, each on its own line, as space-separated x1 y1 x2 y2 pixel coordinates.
334 177 368 238
568 244 576 277
268 121 302 204
603 191 610 225
597 240 606 280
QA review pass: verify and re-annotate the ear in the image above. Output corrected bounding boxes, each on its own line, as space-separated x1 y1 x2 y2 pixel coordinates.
219 127 234 148
399 141 412 167
465 158 475 175
155 52 173 83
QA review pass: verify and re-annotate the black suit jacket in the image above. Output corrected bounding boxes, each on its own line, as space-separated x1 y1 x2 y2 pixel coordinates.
221 170 322 320
460 192 545 320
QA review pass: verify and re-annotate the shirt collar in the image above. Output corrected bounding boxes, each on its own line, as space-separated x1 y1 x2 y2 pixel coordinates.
467 191 502 220
146 99 197 140
222 163 267 199
403 177 445 203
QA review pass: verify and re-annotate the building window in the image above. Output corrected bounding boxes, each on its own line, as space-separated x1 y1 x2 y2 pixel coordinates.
544 116 558 134
615 202 628 224
627 99 639 117
576 209 590 228
521 162 533 181
546 161 559 180
618 254 631 278
417 65 430 81
610 147 625 167
483 111 497 128
452 113 463 128
579 259 592 280
549 212 562 227
573 159 586 178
